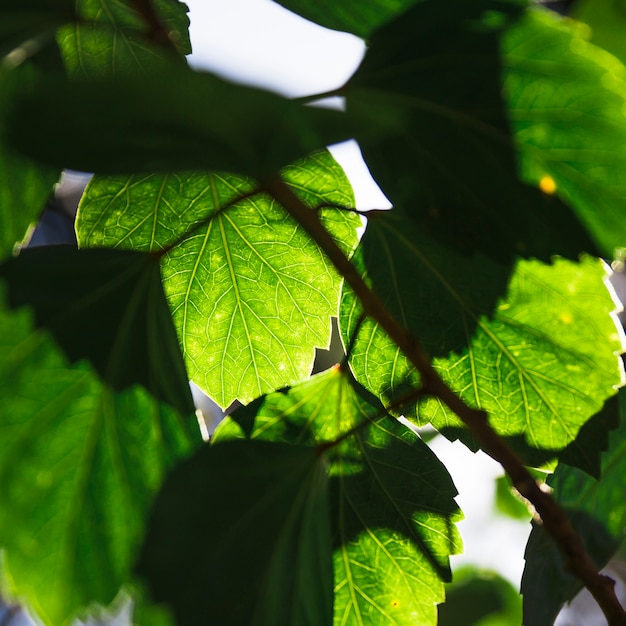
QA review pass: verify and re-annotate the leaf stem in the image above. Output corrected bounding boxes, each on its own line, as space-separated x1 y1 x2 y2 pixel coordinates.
264 175 626 626
128 0 181 52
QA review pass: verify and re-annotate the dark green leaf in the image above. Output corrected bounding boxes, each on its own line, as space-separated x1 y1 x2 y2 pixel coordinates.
270 0 423 38
503 9 626 257
439 567 522 626
214 366 463 626
0 65 60 259
137 440 333 626
341 219 624 467
76 151 360 408
59 0 190 77
0 280 201 625
344 0 598 265
0 247 193 415
7 68 355 178
0 0 75 57
494 475 531 521
522 391 626 625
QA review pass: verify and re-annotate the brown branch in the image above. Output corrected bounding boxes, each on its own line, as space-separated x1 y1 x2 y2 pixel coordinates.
264 176 626 626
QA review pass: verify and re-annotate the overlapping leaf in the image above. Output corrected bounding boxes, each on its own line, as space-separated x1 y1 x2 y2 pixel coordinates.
270 0 422 39
214 366 463 626
7 68 356 178
503 9 626 256
0 247 201 625
137 440 333 626
342 0 600 265
340 209 624 468
58 0 190 77
572 0 626 65
0 0 75 57
0 64 60 260
77 151 360 408
522 392 626 626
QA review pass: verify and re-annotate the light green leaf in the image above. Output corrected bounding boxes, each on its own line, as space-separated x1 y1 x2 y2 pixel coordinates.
59 0 190 77
137 439 333 626
215 366 463 626
0 65 60 259
77 151 360 408
341 211 624 466
503 9 626 256
0 249 201 624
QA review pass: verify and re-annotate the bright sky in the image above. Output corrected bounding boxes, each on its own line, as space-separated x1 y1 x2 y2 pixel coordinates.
184 0 532 587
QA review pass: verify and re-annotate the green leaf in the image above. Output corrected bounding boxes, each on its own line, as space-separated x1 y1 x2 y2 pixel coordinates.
439 567 522 626
58 0 190 77
0 247 193 415
502 9 626 256
77 151 360 408
522 391 626 625
137 440 333 626
494 476 531 521
0 268 201 624
341 215 624 467
7 68 355 178
214 366 463 626
571 0 626 66
344 0 598 265
0 0 75 57
270 0 423 38
0 65 60 259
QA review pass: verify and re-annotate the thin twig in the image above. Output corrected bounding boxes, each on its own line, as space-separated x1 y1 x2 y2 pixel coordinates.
264 175 626 626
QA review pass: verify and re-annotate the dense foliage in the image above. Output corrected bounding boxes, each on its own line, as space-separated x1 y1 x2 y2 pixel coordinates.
2 0 626 624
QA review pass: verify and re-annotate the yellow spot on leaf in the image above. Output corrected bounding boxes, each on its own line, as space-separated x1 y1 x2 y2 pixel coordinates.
392 600 399 608
539 175 556 195
559 312 573 324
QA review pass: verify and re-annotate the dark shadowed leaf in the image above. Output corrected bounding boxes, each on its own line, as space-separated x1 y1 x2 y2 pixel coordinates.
503 9 626 257
341 226 624 468
522 391 626 625
439 567 522 626
137 440 333 626
0 0 75 57
7 68 355 178
270 0 422 38
0 281 201 625
76 151 360 408
344 0 598 265
0 246 193 415
0 65 60 259
214 366 463 625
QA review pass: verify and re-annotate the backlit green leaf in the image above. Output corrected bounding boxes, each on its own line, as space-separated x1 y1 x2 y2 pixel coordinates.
58 0 190 77
522 392 626 626
341 213 624 467
77 151 360 408
344 0 599 265
137 439 333 626
571 0 626 65
214 366 463 626
0 250 201 624
503 9 626 256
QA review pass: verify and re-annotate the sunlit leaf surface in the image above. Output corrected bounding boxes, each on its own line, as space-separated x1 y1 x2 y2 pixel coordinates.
215 366 463 626
341 212 624 467
0 248 201 624
77 151 360 407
